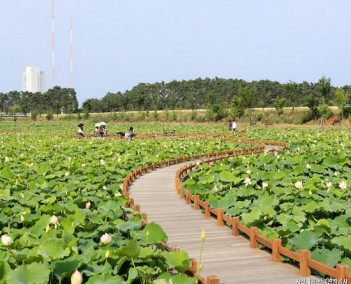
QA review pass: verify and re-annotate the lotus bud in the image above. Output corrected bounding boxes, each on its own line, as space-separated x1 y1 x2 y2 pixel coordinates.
46 225 50 233
105 249 110 258
146 230 150 238
20 215 25 223
1 234 13 246
71 270 83 284
20 192 24 198
100 233 112 244
199 263 203 272
85 202 91 209
50 215 59 225
201 230 206 241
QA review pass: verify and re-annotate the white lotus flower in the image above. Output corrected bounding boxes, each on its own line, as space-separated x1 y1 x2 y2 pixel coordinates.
1 234 13 246
81 163 86 168
326 182 332 189
306 164 311 170
334 171 339 176
65 172 70 177
100 233 112 244
4 157 9 162
100 159 105 165
246 169 251 175
339 181 347 190
85 202 91 209
262 182 268 189
71 270 83 284
50 215 59 225
243 178 252 186
295 181 303 190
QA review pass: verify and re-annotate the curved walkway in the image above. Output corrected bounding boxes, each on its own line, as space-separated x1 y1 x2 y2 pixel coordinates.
129 159 320 284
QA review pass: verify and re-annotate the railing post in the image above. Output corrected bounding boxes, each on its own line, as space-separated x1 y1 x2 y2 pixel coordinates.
231 217 240 236
207 275 220 284
186 190 191 204
190 258 197 273
299 250 311 276
194 195 200 210
217 209 224 226
141 213 147 224
135 204 140 212
249 227 258 248
336 264 349 281
152 162 155 171
204 202 210 217
272 239 282 262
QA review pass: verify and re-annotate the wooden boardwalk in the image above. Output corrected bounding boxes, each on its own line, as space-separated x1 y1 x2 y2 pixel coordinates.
129 163 319 284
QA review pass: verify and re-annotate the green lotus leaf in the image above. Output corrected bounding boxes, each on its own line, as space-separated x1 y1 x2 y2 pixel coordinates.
301 201 319 213
323 156 339 167
289 231 320 250
162 251 191 272
331 236 351 252
0 261 10 283
0 188 11 199
155 272 197 284
116 220 141 233
315 219 330 233
117 239 140 259
219 171 235 182
241 210 262 225
6 262 50 284
53 258 80 281
86 274 124 284
311 248 343 268
138 222 168 244
38 238 70 260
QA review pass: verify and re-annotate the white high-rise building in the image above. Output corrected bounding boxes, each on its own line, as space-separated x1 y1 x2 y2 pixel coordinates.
22 66 47 93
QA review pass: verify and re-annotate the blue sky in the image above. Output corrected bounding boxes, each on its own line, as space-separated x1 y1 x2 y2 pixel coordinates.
1 1 350 105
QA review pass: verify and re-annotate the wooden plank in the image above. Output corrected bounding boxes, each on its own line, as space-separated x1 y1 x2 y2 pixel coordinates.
129 162 321 283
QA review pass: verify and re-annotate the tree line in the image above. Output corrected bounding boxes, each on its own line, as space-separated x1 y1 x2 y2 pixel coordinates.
82 76 350 114
0 86 78 117
1 77 350 121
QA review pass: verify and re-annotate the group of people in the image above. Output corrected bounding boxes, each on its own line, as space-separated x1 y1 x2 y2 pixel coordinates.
77 123 136 139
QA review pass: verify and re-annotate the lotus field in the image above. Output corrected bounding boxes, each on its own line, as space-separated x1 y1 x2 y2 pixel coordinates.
0 122 247 284
0 122 350 283
184 128 351 274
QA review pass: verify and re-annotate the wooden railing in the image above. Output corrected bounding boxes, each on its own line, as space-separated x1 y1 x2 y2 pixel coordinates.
175 142 351 282
120 138 278 283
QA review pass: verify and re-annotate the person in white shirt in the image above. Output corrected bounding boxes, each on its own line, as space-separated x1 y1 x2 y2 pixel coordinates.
232 120 237 131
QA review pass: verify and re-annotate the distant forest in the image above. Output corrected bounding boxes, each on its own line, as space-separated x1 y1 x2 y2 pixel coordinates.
0 77 350 116
82 77 351 113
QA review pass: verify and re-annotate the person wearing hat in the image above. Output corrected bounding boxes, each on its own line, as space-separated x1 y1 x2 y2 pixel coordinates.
94 123 101 136
77 123 85 138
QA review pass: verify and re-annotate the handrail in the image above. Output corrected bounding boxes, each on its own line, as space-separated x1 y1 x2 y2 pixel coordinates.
175 141 350 282
121 137 292 283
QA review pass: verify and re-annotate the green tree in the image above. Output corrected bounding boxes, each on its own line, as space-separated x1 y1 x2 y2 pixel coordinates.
273 97 286 122
334 88 349 120
238 86 258 126
285 81 298 112
317 76 331 103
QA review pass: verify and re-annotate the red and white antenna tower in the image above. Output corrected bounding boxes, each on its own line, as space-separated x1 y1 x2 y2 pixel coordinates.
70 15 74 88
51 0 55 87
